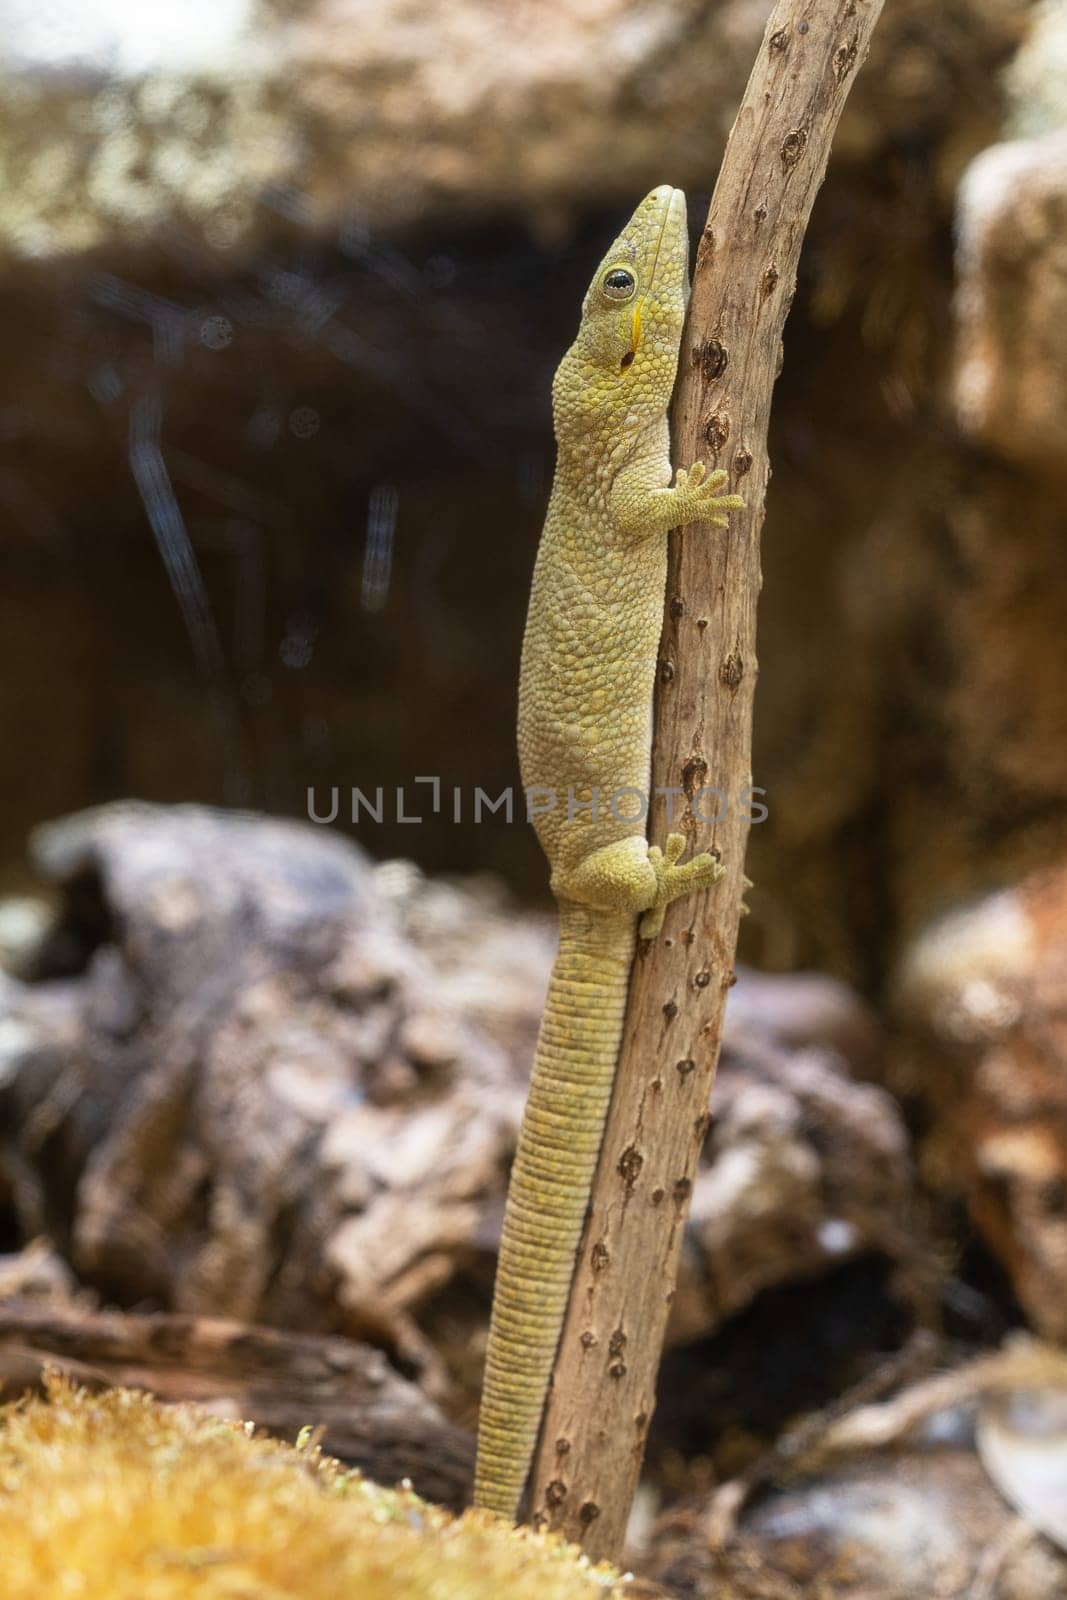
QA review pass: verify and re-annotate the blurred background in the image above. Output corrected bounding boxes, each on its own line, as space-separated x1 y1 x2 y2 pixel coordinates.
1 1 1067 1592
1 0 1061 973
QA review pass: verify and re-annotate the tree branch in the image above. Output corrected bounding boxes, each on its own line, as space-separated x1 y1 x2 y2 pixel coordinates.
527 0 886 1559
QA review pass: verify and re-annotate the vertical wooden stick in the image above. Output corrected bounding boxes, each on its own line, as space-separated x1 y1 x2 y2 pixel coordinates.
527 0 886 1560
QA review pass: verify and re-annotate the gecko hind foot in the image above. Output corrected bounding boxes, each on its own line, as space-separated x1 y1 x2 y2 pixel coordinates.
639 833 725 939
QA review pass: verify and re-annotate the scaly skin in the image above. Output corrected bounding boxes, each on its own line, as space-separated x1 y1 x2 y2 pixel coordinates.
473 186 744 1520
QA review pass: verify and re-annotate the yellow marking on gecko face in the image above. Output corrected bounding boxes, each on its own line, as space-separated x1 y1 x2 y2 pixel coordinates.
620 302 643 371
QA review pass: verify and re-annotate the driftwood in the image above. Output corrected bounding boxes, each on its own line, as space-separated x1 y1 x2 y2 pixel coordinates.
0 803 925 1459
0 1299 474 1510
0 803 539 1396
529 0 887 1558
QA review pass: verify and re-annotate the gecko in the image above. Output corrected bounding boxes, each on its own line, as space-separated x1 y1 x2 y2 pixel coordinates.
473 185 744 1520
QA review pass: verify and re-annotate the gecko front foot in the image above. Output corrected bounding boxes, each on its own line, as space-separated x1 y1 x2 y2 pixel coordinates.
673 461 746 529
639 832 725 939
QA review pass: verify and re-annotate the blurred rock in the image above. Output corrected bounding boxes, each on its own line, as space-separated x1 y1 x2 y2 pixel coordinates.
649 1340 1067 1598
0 898 54 979
892 863 1067 1339
668 1015 919 1347
955 129 1067 473
722 967 881 1077
0 803 924 1418
979 1386 1067 1555
1006 0 1067 137
652 1448 1067 1598
0 1237 87 1306
0 0 757 260
0 0 1025 262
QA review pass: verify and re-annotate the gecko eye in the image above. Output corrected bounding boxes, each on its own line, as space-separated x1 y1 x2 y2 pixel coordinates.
602 267 636 301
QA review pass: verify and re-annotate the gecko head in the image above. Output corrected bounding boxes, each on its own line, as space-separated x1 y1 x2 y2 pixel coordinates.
553 185 691 443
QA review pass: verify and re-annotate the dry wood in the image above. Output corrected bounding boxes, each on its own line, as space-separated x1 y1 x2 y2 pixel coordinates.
0 1300 474 1510
527 0 886 1558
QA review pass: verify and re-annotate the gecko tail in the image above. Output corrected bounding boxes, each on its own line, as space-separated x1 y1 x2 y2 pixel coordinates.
474 905 635 1520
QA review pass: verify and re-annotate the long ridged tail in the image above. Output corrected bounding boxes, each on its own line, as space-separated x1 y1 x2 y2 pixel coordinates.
474 903 635 1518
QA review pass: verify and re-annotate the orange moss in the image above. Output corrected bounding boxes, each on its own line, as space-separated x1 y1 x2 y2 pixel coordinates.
0 1375 624 1599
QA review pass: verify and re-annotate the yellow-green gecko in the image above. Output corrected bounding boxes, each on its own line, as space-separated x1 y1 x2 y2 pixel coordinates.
473 186 744 1519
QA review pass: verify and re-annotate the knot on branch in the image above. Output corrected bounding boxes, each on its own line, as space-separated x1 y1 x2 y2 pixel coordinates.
834 33 859 80
617 1145 644 1190
720 651 745 690
781 127 808 166
693 337 729 383
701 412 730 450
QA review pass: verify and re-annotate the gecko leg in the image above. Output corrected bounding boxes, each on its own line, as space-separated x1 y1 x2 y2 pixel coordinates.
639 831 724 938
610 456 746 540
553 832 724 934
